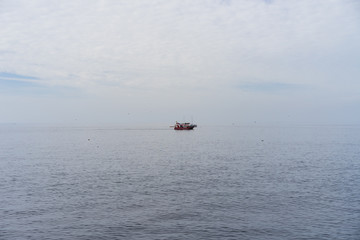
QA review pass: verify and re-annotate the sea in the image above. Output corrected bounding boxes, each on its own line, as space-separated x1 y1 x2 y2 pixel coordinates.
0 124 359 240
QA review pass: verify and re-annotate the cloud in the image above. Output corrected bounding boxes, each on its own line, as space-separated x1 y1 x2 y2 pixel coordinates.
0 72 38 80
0 0 359 124
0 71 82 98
1 0 358 88
0 72 40 92
236 81 303 93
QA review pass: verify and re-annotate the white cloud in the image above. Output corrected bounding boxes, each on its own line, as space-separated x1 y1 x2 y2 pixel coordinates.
0 0 360 124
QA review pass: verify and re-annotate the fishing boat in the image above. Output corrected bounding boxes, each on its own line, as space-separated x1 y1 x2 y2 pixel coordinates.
173 121 197 130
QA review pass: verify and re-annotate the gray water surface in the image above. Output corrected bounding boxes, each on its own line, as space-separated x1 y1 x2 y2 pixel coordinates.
1 125 359 239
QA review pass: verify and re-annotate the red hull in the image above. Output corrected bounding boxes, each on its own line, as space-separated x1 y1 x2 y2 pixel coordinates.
174 126 195 130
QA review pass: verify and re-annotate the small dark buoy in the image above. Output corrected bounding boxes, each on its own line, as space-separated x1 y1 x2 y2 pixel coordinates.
88 139 90 141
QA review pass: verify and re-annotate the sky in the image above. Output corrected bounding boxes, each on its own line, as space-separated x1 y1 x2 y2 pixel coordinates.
1 0 360 126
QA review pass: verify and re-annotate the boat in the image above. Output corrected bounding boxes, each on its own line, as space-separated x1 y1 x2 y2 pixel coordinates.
173 121 197 130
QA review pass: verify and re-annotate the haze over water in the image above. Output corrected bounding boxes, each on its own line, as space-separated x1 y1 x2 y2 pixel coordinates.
1 124 359 239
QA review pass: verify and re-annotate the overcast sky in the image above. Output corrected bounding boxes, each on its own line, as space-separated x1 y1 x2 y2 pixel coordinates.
1 0 359 125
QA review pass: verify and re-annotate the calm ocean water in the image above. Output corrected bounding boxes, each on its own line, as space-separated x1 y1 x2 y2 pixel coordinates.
0 124 359 240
